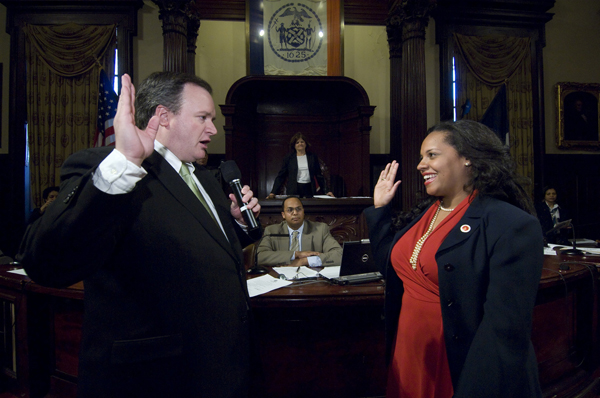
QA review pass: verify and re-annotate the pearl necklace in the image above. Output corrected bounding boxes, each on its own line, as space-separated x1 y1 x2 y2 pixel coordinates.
409 205 442 270
439 204 455 212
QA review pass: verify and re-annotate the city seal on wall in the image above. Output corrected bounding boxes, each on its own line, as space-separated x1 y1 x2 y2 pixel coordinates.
267 3 324 63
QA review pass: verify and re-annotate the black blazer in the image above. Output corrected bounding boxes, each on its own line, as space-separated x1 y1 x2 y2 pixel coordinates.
270 152 327 195
364 196 543 398
534 201 571 244
20 147 260 398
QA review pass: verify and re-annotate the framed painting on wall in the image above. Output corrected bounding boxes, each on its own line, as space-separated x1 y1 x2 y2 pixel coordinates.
246 0 342 76
555 82 600 150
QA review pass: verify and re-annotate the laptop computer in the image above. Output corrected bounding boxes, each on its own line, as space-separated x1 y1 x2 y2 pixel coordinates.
332 240 382 285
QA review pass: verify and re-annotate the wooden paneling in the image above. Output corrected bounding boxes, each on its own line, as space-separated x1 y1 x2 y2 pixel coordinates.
194 0 388 25
221 75 375 198
344 0 388 25
327 0 343 75
195 0 246 21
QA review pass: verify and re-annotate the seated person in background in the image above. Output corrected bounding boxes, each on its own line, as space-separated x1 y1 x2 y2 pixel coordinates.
198 148 223 185
267 132 334 198
28 186 59 224
257 196 342 267
535 186 571 245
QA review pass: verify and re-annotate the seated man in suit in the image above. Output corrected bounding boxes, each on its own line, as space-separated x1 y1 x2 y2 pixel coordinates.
257 196 342 267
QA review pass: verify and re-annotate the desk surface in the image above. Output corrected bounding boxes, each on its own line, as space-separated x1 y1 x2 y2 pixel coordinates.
249 275 385 308
1 251 598 299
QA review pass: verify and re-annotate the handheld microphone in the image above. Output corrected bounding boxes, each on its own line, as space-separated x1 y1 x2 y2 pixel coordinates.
219 160 259 231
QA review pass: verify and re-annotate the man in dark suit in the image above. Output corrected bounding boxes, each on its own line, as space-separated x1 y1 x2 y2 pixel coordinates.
257 196 342 267
19 72 262 397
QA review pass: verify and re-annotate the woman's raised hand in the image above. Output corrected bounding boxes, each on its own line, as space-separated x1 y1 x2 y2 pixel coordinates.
373 161 401 208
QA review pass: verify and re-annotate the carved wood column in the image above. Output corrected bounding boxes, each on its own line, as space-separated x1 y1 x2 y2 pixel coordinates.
187 9 201 74
153 0 200 73
386 0 435 210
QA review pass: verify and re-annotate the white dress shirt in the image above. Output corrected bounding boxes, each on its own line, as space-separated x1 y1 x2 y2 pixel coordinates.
296 155 311 183
92 142 234 238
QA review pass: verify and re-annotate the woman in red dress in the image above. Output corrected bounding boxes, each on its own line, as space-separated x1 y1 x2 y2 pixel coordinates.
365 120 543 397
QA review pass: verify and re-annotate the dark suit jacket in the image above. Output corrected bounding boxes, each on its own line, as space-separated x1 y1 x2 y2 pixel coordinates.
20 147 260 398
270 152 327 195
534 201 571 244
364 196 543 398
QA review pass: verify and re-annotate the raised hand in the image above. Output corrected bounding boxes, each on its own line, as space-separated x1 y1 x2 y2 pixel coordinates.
373 161 402 208
114 74 159 167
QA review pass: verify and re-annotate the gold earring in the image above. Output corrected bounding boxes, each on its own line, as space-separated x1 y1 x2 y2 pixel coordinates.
465 163 470 167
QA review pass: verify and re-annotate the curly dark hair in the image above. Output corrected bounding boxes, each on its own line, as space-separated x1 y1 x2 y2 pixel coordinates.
42 186 59 201
393 120 534 230
134 71 213 130
541 185 557 197
289 133 311 152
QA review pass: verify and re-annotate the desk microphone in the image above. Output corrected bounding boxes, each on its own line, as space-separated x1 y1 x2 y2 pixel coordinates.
247 233 289 275
220 160 259 231
546 219 584 256
562 222 584 256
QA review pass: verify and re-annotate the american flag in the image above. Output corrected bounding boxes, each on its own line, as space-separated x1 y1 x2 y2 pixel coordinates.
93 70 118 147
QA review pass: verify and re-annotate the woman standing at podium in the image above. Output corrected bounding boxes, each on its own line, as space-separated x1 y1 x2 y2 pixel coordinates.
365 120 543 398
267 132 334 198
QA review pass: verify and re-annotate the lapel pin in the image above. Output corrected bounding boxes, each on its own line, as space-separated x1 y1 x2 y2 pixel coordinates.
460 224 471 233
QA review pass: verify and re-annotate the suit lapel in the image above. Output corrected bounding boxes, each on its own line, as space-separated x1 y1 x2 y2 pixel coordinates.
195 169 243 257
276 222 290 251
143 152 235 260
438 196 484 254
301 220 312 251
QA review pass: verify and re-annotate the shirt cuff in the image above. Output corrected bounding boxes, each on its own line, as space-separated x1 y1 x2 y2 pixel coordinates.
307 256 322 267
235 218 249 234
93 149 147 194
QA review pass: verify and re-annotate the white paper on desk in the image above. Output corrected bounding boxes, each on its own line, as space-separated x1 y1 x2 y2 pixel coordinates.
544 245 558 256
7 269 27 276
318 266 341 279
545 244 600 256
579 247 600 255
246 275 292 297
273 266 319 280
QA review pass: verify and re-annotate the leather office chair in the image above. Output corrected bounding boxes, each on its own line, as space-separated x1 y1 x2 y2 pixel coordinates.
242 243 256 271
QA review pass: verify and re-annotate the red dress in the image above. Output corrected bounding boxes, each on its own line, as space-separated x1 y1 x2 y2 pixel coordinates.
387 197 471 398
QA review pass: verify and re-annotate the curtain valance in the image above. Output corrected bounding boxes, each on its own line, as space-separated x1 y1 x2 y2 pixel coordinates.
454 33 530 86
24 23 115 77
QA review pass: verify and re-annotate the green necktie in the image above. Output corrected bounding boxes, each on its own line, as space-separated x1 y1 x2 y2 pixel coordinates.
290 230 299 253
179 164 217 224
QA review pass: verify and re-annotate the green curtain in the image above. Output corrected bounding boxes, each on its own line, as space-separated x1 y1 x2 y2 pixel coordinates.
24 23 115 207
454 33 534 193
